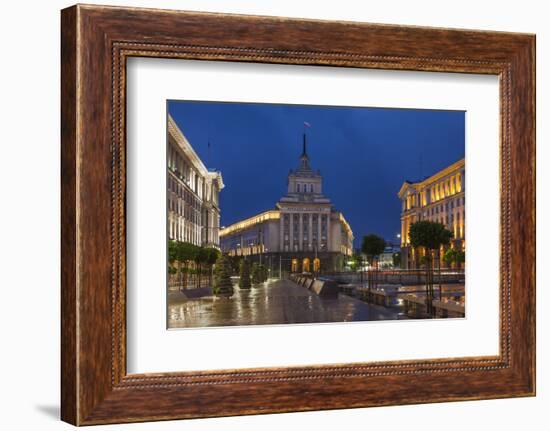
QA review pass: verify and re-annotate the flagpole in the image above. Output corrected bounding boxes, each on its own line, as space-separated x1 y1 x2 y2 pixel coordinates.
303 121 311 154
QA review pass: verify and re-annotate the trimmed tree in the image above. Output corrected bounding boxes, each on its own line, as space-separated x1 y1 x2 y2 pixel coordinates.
168 240 179 285
409 221 453 315
260 264 268 282
176 242 198 290
239 259 252 289
213 253 234 297
229 255 242 276
361 234 386 291
168 240 178 267
251 263 261 286
194 246 210 289
251 263 268 285
205 247 221 287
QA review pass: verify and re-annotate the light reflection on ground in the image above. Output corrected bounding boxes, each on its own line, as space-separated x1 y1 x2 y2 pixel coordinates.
168 278 401 329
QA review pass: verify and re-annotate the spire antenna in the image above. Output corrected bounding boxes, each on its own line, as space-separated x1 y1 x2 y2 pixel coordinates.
298 121 311 170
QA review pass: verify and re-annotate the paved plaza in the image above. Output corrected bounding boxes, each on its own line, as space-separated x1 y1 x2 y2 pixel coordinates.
168 278 400 329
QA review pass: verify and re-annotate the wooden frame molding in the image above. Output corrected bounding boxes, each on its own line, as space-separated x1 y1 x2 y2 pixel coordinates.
61 4 535 425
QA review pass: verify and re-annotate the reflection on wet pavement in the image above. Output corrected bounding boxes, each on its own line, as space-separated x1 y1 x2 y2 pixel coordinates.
168 278 401 329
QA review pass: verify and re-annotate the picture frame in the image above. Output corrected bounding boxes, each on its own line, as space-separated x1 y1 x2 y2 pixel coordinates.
61 4 535 425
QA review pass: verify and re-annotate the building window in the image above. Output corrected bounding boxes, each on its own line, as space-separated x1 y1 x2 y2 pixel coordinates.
296 183 300 193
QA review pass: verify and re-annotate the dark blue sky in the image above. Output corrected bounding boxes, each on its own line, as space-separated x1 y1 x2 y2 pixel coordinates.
168 101 464 248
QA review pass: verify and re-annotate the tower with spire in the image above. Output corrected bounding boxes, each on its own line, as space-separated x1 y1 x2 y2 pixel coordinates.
280 133 328 203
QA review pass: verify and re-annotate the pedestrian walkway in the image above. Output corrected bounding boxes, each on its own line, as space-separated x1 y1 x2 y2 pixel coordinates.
168 278 400 329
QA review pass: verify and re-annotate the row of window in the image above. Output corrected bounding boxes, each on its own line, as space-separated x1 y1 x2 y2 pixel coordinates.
169 198 201 225
168 219 201 244
168 148 220 205
220 233 331 253
296 183 315 193
426 172 463 204
284 243 327 252
169 196 219 234
283 213 327 223
168 176 202 208
168 146 202 196
220 228 264 251
424 196 465 216
404 171 465 210
427 210 465 226
401 203 466 245
283 215 328 239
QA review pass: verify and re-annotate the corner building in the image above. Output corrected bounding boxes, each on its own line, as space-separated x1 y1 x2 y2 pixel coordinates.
220 136 353 273
398 158 465 269
167 115 224 248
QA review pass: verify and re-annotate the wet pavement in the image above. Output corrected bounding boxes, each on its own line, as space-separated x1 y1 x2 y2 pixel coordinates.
168 278 401 329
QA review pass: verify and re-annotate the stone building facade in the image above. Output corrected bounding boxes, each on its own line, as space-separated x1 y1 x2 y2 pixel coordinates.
167 115 224 248
398 158 465 269
220 136 354 273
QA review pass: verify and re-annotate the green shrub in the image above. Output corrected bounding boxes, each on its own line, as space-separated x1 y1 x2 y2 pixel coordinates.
239 259 252 289
213 254 234 297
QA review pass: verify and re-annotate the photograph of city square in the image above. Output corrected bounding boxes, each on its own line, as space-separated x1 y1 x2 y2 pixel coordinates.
166 101 466 329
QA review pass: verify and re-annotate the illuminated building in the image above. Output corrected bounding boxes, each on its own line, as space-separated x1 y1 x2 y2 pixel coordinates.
398 158 465 269
220 135 354 273
378 244 402 268
167 115 224 248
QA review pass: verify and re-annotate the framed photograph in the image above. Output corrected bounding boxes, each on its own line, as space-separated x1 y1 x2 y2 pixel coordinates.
61 4 535 425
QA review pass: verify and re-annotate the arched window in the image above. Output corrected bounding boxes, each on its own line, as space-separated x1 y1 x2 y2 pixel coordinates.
296 183 301 193
309 184 314 193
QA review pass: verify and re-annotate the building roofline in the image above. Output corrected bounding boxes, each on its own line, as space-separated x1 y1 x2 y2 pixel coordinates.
207 170 225 190
168 115 225 190
397 158 465 198
397 181 413 197
220 210 280 237
168 115 210 175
